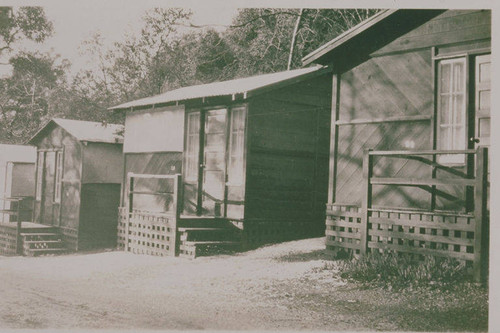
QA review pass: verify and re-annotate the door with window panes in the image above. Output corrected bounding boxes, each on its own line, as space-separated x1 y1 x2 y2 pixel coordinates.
183 106 246 217
436 54 490 210
36 150 63 226
436 54 491 156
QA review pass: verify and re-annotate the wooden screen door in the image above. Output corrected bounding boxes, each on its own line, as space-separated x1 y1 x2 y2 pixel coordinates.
38 150 62 226
474 54 491 147
201 109 227 216
40 151 56 225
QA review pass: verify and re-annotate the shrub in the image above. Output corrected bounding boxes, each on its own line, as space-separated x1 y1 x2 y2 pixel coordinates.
338 251 471 289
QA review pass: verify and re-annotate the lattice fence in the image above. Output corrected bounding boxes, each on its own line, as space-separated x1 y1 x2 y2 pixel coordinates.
0 223 17 255
325 204 362 256
117 207 127 250
125 210 177 256
326 204 478 265
368 209 475 263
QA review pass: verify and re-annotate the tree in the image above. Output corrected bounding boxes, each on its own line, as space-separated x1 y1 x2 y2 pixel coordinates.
0 51 69 143
0 7 53 58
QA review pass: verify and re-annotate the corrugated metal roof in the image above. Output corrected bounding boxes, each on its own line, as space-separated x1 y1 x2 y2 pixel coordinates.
28 118 124 144
53 118 123 143
109 65 327 110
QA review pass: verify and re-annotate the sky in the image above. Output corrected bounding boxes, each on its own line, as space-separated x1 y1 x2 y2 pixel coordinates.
0 1 240 77
1 0 496 78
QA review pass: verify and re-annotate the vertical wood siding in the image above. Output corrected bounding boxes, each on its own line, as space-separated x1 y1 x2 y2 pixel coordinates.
32 126 82 250
244 74 331 240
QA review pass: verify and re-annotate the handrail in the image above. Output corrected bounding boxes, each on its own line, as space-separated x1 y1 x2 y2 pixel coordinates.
369 149 476 156
359 146 489 282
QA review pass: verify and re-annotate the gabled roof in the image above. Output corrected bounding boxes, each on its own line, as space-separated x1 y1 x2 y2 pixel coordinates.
109 65 331 111
302 9 396 65
28 118 124 145
302 9 446 66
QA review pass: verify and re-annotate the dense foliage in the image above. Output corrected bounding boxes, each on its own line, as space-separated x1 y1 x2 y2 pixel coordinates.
0 7 379 144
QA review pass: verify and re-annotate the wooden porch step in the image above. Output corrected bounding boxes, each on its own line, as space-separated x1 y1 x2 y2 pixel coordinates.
179 240 241 258
24 247 66 257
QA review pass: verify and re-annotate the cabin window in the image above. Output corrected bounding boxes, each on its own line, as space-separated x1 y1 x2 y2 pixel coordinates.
53 150 63 203
185 112 200 181
437 58 466 164
35 151 44 201
227 107 246 185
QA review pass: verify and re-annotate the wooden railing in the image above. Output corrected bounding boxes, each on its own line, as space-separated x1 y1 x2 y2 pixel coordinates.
117 173 182 256
326 147 489 282
0 196 34 255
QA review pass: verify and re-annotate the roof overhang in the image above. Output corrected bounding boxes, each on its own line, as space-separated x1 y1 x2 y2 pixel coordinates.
302 9 446 68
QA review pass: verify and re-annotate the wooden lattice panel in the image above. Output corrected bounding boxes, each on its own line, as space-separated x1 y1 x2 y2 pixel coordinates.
368 210 476 263
325 204 362 255
126 210 177 256
116 207 127 250
0 224 17 255
59 226 78 251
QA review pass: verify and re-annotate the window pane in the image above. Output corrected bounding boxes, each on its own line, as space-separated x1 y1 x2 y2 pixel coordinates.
453 62 464 92
453 125 465 149
454 94 465 125
206 113 226 133
479 90 490 110
479 118 490 137
440 63 451 93
437 58 466 153
228 108 246 184
439 96 450 124
185 113 200 180
479 62 490 83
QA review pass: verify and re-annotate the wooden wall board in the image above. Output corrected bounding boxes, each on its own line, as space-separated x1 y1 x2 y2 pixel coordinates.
79 183 121 250
82 143 123 184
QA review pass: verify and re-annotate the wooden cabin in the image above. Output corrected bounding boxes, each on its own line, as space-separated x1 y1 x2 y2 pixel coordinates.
0 144 36 222
110 66 332 257
302 9 491 281
28 118 124 251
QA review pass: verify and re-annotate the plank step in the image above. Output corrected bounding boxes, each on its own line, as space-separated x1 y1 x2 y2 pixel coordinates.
183 241 240 246
178 227 226 232
23 240 62 244
25 248 66 257
20 233 60 237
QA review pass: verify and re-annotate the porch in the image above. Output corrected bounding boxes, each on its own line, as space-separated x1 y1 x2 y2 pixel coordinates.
117 173 241 258
0 219 65 256
326 147 489 282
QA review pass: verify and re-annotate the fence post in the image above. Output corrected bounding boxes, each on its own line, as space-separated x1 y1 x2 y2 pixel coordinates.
360 149 373 255
172 174 182 256
124 173 133 252
473 147 488 283
16 198 22 255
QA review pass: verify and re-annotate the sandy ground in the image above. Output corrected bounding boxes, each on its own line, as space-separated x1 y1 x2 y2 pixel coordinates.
0 237 488 331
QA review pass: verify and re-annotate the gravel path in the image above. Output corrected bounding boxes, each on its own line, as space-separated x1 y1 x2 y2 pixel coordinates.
0 237 488 331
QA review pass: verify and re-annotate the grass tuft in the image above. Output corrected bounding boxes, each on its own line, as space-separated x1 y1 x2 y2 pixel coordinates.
338 252 472 290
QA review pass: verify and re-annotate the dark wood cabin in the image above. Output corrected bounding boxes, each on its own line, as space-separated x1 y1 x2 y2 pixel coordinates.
110 66 332 257
303 9 491 281
28 118 124 251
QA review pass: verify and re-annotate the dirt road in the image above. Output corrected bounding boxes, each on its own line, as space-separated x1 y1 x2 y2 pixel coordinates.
0 237 488 331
